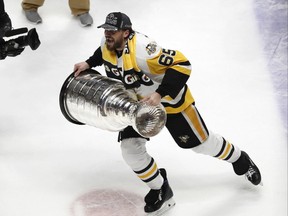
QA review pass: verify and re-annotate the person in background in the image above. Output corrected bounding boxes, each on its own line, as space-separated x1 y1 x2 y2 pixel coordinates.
73 12 262 215
21 0 93 26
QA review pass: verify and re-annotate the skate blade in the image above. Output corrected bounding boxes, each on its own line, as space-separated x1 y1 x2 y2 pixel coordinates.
146 198 176 216
244 176 264 186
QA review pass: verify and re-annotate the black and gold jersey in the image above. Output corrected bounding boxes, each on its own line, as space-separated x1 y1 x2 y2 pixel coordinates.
86 31 195 114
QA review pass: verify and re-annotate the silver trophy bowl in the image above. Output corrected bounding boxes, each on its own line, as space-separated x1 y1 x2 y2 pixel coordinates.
59 69 166 138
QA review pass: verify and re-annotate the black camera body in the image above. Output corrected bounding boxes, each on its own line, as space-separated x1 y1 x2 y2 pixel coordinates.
0 27 41 60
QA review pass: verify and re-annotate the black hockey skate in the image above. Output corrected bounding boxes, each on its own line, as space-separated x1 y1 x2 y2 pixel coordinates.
233 151 262 186
144 168 176 215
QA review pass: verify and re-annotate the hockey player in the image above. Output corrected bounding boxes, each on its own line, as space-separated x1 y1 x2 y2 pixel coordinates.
74 12 262 215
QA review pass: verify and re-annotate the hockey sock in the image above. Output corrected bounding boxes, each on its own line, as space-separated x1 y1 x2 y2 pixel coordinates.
192 130 241 163
121 137 163 189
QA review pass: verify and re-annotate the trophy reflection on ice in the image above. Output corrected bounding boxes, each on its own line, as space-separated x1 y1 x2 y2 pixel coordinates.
59 70 166 137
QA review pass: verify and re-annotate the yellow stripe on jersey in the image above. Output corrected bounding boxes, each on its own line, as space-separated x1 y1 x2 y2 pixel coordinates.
146 57 167 75
171 64 191 76
102 45 117 66
164 87 195 114
146 50 191 76
126 35 142 72
182 105 208 142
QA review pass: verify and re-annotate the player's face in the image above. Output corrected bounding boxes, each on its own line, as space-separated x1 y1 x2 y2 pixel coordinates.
104 30 129 51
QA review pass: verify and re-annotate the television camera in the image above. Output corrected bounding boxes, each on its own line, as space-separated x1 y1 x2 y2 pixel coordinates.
0 27 41 60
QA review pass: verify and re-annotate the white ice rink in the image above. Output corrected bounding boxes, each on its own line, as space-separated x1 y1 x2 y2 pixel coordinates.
0 0 287 216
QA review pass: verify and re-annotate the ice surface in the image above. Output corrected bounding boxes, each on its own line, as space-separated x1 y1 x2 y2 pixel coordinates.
0 0 287 216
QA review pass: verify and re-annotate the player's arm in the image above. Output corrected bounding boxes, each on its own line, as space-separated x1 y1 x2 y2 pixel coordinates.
74 46 103 76
85 46 103 67
155 49 192 99
140 49 191 106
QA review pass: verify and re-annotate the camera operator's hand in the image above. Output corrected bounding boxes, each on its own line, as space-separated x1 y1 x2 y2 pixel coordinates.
0 39 24 59
0 12 12 38
0 38 7 59
5 40 24 57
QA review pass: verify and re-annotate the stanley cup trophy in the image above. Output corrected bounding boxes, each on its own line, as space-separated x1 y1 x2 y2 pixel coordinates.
59 69 167 138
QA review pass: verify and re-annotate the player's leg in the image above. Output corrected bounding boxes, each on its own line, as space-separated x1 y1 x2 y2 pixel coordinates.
21 0 44 24
21 0 44 10
68 0 93 26
166 103 262 185
120 126 175 214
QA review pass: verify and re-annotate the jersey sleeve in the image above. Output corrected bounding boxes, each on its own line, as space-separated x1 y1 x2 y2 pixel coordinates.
85 37 106 68
156 66 190 98
85 46 103 67
135 33 192 99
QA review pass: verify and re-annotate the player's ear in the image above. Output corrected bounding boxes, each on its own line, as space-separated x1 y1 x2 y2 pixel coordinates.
123 29 130 38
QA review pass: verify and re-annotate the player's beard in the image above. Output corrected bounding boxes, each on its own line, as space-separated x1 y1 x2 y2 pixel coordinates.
105 37 125 51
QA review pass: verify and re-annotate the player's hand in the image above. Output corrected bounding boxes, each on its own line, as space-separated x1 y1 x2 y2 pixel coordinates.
74 62 90 77
141 92 161 106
